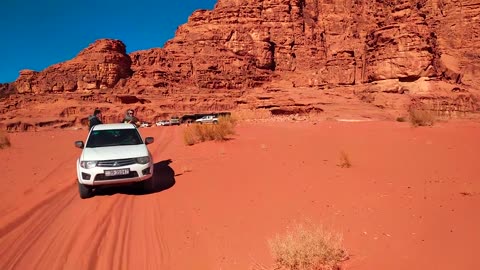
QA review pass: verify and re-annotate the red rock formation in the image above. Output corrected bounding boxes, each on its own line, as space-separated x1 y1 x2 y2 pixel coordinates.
0 83 15 99
14 39 132 94
1 0 480 131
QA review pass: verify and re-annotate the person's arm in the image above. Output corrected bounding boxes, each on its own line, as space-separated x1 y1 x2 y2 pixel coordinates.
133 117 141 126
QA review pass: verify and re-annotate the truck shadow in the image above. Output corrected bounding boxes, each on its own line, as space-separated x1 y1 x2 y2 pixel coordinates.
94 159 176 196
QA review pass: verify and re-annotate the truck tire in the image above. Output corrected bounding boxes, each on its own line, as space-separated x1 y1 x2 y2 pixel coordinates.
78 181 94 199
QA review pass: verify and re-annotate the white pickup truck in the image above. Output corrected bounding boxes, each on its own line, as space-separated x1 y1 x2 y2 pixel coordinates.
74 123 154 199
195 115 218 124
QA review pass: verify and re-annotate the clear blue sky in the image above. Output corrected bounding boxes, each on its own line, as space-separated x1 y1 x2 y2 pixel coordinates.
0 0 217 83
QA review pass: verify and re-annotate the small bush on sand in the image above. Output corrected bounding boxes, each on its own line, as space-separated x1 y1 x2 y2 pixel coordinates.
409 105 436 127
338 151 351 168
183 127 196 146
269 223 348 270
183 116 237 145
396 116 407 122
0 130 11 149
232 109 272 121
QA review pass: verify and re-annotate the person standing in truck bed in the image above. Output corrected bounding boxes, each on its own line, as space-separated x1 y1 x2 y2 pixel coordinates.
88 109 103 129
122 109 141 127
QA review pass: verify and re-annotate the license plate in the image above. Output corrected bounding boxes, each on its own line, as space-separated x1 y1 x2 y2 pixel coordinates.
104 169 130 177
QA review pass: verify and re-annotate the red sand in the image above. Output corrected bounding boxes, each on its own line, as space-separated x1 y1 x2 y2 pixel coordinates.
1 120 479 270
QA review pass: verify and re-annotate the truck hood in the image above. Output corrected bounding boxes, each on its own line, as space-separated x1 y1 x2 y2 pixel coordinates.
81 145 149 161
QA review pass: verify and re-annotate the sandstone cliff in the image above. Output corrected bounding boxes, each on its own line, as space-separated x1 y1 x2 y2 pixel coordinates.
14 39 132 94
2 0 480 131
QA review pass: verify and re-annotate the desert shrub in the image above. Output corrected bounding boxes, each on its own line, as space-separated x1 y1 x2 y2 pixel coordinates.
232 109 272 121
192 123 211 142
0 130 11 149
307 110 323 120
269 223 348 270
183 116 237 145
396 116 407 122
338 151 352 168
409 106 436 127
183 126 196 146
216 115 236 136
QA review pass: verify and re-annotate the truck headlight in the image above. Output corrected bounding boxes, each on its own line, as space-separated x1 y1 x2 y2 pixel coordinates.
136 156 150 164
80 161 97 169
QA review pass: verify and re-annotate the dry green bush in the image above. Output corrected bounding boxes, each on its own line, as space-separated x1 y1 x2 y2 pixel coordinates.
269 223 348 270
338 151 352 168
0 130 11 149
409 106 436 127
183 116 237 145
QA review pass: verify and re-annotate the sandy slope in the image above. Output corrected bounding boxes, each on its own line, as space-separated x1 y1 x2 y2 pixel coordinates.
0 121 479 270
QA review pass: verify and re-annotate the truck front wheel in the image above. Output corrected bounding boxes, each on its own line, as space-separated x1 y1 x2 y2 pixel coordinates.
78 181 94 199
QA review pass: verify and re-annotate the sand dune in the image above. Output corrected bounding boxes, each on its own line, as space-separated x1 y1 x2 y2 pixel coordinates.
1 121 479 269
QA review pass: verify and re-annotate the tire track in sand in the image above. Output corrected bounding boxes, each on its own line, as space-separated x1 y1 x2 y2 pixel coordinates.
0 183 77 269
0 153 78 218
85 195 127 270
149 126 176 158
1 126 178 269
83 177 173 269
0 182 75 238
26 194 126 270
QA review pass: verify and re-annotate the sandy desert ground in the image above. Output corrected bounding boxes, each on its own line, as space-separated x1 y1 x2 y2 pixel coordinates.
0 120 479 270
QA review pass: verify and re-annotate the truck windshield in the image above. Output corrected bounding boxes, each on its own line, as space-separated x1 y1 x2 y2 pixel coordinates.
86 129 143 148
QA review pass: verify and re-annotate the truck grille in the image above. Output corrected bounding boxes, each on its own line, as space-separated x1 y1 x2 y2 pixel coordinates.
94 171 139 181
97 158 136 167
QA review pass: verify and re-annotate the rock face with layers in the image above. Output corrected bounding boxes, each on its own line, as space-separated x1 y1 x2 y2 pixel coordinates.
2 0 480 131
433 0 480 87
0 83 15 99
14 39 132 94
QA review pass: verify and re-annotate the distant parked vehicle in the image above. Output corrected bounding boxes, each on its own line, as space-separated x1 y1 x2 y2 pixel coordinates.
170 116 180 126
195 115 218 124
180 112 231 124
156 120 170 126
140 122 152 128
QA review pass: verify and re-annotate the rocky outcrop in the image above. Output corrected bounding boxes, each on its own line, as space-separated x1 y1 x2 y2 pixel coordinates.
0 83 15 99
1 0 480 131
433 0 480 87
125 0 479 91
14 39 132 94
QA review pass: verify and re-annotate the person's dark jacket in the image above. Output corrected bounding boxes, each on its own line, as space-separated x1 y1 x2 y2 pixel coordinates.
88 115 102 129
